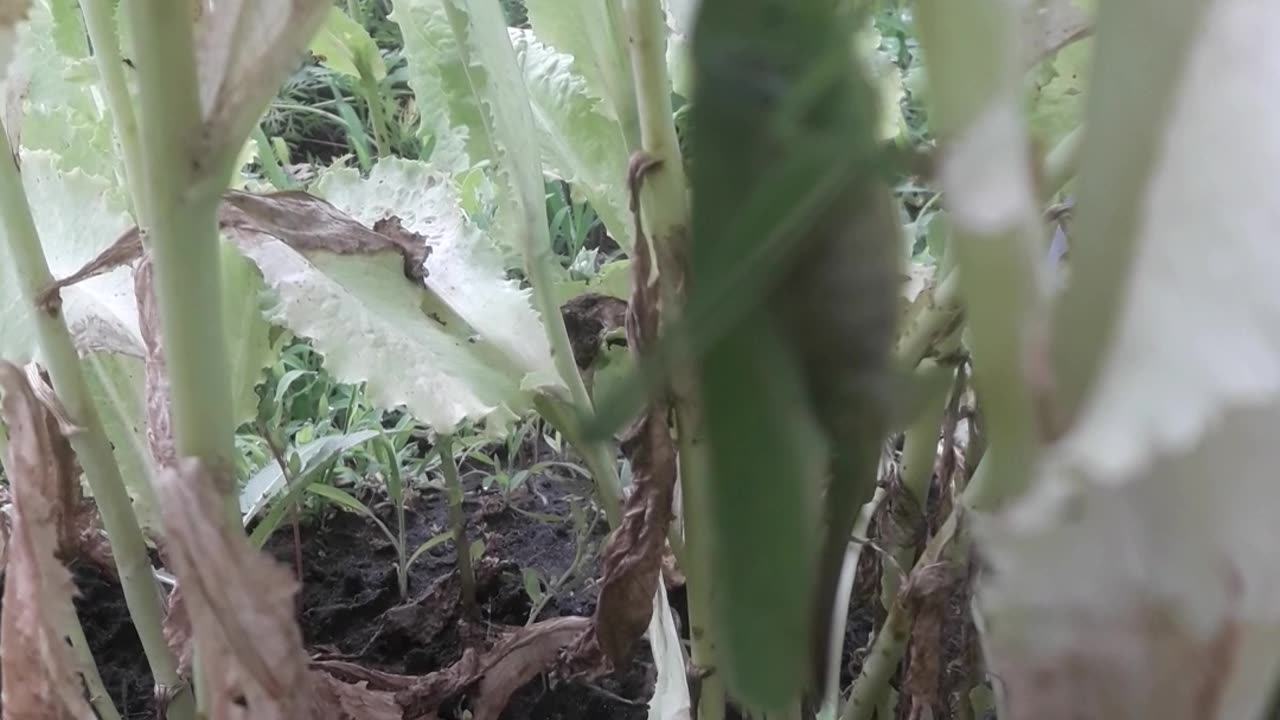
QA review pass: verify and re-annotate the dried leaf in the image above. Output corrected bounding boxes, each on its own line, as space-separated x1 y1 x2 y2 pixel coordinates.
0 361 96 720
155 457 328 720
571 158 678 668
220 190 431 284
133 257 176 471
162 584 194 679
312 674 402 720
195 0 330 168
470 618 588 720
398 617 588 720
17 364 82 559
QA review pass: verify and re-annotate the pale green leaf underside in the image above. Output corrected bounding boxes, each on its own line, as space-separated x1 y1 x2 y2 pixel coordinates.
981 4 1280 717
525 0 634 122
389 0 475 174
646 583 692 720
252 158 561 435
309 5 387 81
509 27 632 251
0 150 139 365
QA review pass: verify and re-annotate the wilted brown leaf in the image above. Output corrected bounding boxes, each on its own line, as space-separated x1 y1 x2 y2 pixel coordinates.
162 584 194 679
133 257 177 472
156 457 327 720
220 190 431 284
194 0 330 171
47 191 434 321
17 364 84 560
396 617 589 720
313 674 402 720
0 361 97 720
567 154 678 670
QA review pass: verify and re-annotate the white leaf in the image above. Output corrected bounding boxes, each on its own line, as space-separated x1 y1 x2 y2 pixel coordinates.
977 2 1280 717
508 28 632 251
240 158 562 434
646 582 692 720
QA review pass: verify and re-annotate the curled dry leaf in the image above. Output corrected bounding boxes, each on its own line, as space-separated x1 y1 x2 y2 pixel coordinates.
133 257 177 471
155 457 327 720
0 361 97 719
567 156 678 669
401 617 589 720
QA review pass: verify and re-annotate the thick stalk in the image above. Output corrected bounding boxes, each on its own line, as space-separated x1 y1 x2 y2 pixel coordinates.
841 457 994 720
916 0 1047 503
81 0 149 223
535 395 623 526
619 2 726 718
438 436 477 614
123 1 238 519
1041 125 1083 202
880 362 952 606
66 612 124 720
0 125 190 719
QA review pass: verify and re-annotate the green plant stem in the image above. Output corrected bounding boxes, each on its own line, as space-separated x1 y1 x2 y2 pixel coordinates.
439 435 477 615
0 124 190 720
124 0 239 522
817 488 885 720
619 2 726 719
357 68 391 157
915 0 1046 505
1042 124 1083 201
535 395 623 527
841 455 994 720
251 125 294 190
881 361 952 607
81 0 149 223
66 610 124 720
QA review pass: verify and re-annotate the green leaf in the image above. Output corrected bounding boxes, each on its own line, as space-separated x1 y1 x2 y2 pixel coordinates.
406 531 454 570
521 567 545 603
257 157 562 435
0 151 137 366
1028 38 1091 148
468 538 485 562
307 482 372 515
239 428 381 522
389 0 481 175
309 5 387 81
508 28 632 251
524 0 634 125
689 0 901 710
393 0 561 277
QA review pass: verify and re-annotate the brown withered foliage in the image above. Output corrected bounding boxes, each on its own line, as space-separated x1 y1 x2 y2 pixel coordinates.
40 190 433 315
0 361 98 719
155 458 326 720
133 257 177 473
566 153 679 671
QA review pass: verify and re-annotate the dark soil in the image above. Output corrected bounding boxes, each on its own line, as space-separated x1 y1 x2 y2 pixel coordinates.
6 470 657 719
1 463 888 720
